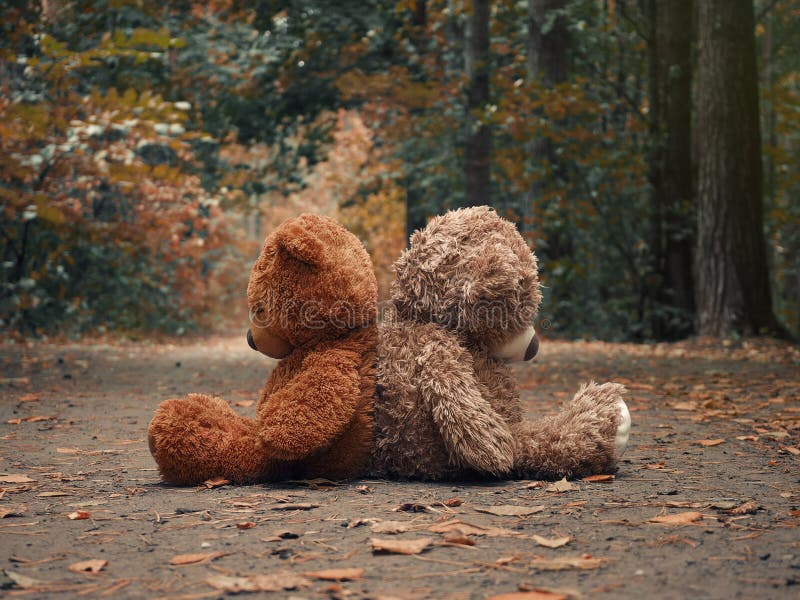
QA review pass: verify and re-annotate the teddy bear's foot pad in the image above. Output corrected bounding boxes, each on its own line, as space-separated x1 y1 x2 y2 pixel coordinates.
615 399 631 457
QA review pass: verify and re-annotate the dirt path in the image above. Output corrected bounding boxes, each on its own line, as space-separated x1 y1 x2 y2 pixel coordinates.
1 336 798 599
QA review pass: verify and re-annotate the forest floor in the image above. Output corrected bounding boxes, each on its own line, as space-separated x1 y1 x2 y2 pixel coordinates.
0 335 799 600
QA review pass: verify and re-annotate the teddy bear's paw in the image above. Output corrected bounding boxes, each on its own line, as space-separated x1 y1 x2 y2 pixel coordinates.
615 399 631 457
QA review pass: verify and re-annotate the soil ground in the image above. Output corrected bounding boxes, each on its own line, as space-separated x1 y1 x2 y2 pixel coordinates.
1 336 799 599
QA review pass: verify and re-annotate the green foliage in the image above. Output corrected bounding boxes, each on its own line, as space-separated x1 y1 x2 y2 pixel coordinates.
2 0 796 340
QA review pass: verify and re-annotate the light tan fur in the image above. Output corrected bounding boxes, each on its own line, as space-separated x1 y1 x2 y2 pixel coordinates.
371 206 628 480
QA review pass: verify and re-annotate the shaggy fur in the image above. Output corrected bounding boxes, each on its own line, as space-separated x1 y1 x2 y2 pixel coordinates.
148 214 378 485
371 206 629 480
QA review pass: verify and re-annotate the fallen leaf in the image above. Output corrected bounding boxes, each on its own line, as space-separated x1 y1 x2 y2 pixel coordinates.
271 503 319 511
476 505 546 517
18 393 39 402
236 522 256 529
696 439 725 447
6 418 21 425
395 502 430 513
428 519 519 537
547 478 575 493
0 506 24 518
488 591 568 600
0 474 34 484
355 485 373 494
671 401 698 411
234 400 254 407
304 568 364 581
67 511 91 520
56 448 81 454
521 481 544 490
206 573 310 593
441 498 463 507
370 520 414 534
37 491 71 497
442 531 475 546
649 511 704 525
202 477 230 489
724 501 759 515
22 416 54 423
4 570 43 588
169 552 225 566
529 554 606 571
532 535 572 549
581 474 615 483
371 537 432 555
68 559 107 574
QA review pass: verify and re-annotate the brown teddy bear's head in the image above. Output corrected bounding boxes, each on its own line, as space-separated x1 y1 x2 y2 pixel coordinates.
391 206 541 360
246 214 377 358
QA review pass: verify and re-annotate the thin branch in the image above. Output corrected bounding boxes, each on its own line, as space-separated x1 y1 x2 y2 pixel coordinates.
756 0 782 24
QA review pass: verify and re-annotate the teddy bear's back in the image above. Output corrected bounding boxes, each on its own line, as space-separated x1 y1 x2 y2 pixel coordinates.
371 320 463 479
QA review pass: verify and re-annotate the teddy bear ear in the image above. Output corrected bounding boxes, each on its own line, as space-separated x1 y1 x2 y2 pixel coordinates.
275 221 326 267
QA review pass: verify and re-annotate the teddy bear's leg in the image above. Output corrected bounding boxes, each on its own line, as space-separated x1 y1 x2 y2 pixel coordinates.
511 382 631 480
148 393 273 485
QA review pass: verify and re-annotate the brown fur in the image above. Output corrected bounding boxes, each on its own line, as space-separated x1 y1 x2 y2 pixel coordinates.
148 214 378 485
371 206 627 480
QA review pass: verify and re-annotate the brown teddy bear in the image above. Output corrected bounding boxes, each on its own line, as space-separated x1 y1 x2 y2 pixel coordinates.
148 214 378 485
371 206 631 480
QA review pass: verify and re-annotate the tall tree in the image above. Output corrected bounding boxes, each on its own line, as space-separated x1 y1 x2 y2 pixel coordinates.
695 0 782 336
464 0 491 206
646 0 694 339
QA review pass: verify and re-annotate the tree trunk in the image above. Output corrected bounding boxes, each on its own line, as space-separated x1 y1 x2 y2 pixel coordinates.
527 0 571 85
523 0 570 231
694 0 782 337
647 0 694 339
464 0 491 206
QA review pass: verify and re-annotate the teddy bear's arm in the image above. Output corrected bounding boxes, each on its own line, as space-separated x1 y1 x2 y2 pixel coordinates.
417 337 515 476
258 348 361 461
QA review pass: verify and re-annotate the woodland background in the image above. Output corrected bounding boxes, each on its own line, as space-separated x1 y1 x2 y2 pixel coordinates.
1 0 798 342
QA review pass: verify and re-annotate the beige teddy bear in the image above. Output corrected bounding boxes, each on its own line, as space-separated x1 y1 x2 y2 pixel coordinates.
370 206 630 480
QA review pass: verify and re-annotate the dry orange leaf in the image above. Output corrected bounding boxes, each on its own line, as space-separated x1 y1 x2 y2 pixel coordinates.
0 506 24 518
206 573 310 593
236 521 256 529
428 519 519 538
371 537 432 555
489 591 568 600
529 554 606 571
546 478 575 493
235 400 254 407
56 447 81 454
18 393 39 402
531 534 572 549
6 418 21 425
724 501 759 515
203 477 230 489
23 416 53 423
442 531 476 546
696 439 725 447
649 511 704 525
475 504 546 517
68 559 107 574
169 552 225 566
581 474 615 483
68 510 91 520
0 474 34 484
304 568 364 581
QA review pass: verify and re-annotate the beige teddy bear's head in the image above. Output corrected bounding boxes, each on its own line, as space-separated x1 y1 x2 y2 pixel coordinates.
391 206 541 360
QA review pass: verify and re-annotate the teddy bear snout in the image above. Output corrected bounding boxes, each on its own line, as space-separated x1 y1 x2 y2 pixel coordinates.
247 329 257 351
524 333 539 361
